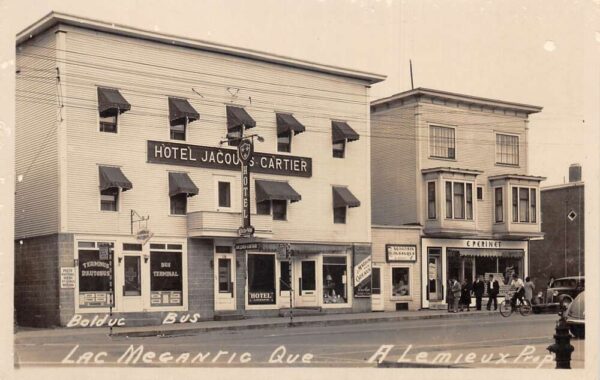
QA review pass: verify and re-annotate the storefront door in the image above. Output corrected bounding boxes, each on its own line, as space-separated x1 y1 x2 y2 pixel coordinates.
371 266 384 311
120 254 143 311
295 259 318 307
214 251 236 311
427 249 443 301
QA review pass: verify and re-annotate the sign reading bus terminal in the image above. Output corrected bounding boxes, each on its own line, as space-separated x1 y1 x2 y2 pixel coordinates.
147 140 312 177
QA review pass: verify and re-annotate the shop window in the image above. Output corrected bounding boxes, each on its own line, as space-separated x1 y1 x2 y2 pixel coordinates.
499 257 523 284
474 256 498 280
371 267 381 295
495 187 504 222
78 243 114 308
427 182 436 219
170 121 186 141
512 187 537 223
323 256 347 303
333 206 346 224
218 181 231 208
391 267 410 297
430 125 455 159
332 140 345 158
99 114 118 133
272 200 287 220
170 193 187 215
445 181 473 220
277 130 292 153
100 187 119 211
256 200 271 215
247 254 276 305
496 134 519 165
150 249 183 306
279 261 291 292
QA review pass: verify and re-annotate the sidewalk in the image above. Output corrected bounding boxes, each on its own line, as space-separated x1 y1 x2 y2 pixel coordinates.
17 309 499 339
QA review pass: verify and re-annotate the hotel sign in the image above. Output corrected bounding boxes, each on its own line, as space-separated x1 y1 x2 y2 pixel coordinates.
386 244 417 262
147 141 312 178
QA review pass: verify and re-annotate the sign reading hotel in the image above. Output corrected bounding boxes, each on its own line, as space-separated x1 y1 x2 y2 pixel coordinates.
148 140 312 178
354 256 372 297
386 244 417 262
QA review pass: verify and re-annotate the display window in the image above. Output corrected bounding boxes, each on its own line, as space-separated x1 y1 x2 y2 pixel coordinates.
150 247 183 307
322 256 347 304
391 267 410 297
247 253 276 305
78 242 114 308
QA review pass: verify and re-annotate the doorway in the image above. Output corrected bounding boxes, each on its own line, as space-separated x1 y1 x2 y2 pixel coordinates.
294 258 318 307
427 248 443 301
214 246 236 311
371 266 384 311
120 254 143 311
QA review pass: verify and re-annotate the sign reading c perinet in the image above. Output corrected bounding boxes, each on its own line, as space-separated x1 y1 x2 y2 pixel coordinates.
147 140 312 178
386 244 417 262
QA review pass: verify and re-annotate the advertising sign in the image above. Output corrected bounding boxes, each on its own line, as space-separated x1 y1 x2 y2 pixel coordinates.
150 251 183 306
78 249 113 308
240 156 252 233
60 267 76 289
354 256 372 297
386 244 417 262
248 291 275 305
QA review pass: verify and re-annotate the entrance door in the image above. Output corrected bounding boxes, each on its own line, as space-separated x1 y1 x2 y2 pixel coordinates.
371 266 384 311
295 259 318 307
121 254 143 311
427 249 443 301
214 252 236 311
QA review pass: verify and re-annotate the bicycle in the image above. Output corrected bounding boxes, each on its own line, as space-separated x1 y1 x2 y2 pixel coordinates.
499 291 532 317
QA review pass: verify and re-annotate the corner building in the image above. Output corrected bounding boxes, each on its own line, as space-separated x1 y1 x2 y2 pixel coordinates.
14 13 385 327
371 88 545 310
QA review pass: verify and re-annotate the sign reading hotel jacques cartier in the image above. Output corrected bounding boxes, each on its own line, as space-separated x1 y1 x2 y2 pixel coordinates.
148 140 312 177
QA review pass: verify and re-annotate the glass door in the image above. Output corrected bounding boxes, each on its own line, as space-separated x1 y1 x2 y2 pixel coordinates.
295 259 318 307
214 247 236 311
427 249 443 301
121 255 143 311
371 266 384 311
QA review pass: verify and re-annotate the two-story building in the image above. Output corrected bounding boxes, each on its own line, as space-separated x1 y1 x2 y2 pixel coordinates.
370 88 545 310
14 12 385 327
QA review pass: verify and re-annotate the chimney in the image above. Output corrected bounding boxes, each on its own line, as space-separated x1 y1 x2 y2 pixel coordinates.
569 163 582 183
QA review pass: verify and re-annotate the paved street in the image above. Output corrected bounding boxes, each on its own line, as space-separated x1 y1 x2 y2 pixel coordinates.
14 313 584 368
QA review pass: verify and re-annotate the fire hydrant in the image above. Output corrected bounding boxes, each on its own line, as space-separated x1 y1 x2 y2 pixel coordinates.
547 304 574 369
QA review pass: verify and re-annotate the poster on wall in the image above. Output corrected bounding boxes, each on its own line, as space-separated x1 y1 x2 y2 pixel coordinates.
354 256 372 297
60 267 75 289
150 251 183 306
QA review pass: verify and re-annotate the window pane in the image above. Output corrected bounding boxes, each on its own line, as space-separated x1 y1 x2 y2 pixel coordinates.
495 187 504 222
150 251 183 306
218 182 231 208
100 188 118 211
78 249 113 307
215 245 232 254
227 126 242 147
371 267 381 294
123 256 141 296
496 134 519 165
301 261 316 291
272 200 287 220
334 206 346 224
218 259 232 293
392 267 410 296
453 182 465 219
170 123 186 141
512 187 518 222
519 188 529 222
445 181 453 218
332 141 345 158
277 131 291 153
170 193 187 215
427 182 436 219
323 257 347 303
99 114 117 133
280 261 291 292
477 186 483 200
256 200 271 215
530 188 537 223
466 183 473 220
247 254 276 305
430 126 455 159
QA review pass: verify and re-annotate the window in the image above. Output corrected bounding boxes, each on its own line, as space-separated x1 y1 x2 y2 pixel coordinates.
334 206 346 224
247 254 276 305
495 187 504 222
277 130 292 153
78 243 114 308
391 267 410 297
150 248 183 306
256 200 271 215
477 186 484 201
430 125 456 159
170 120 186 141
227 126 242 147
332 140 345 158
100 188 118 211
279 261 291 292
445 181 474 220
170 193 187 215
218 181 231 208
99 114 118 133
427 182 436 219
218 258 232 293
496 134 519 165
272 199 287 220
123 256 142 296
323 256 347 303
512 187 537 223
371 267 381 295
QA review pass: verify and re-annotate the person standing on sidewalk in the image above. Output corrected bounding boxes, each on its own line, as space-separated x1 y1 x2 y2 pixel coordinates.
473 275 485 310
524 276 535 304
486 274 499 310
446 279 454 312
459 279 472 312
451 278 461 313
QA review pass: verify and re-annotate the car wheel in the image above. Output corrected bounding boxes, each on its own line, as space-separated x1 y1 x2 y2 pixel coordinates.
559 295 573 310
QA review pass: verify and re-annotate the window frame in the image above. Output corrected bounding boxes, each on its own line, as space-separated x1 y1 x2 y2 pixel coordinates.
214 176 235 212
390 265 412 300
427 181 437 220
333 206 347 224
495 133 520 166
169 193 187 216
444 180 474 221
429 124 456 160
494 187 504 223
99 112 118 133
169 118 188 141
100 187 119 212
511 186 538 224
277 130 292 153
332 140 346 158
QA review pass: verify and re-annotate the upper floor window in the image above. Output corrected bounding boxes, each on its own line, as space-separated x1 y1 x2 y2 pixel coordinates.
494 187 503 222
477 186 484 201
332 140 345 158
99 114 118 133
168 172 198 215
277 130 292 153
168 97 199 142
218 181 231 208
332 186 360 224
272 200 287 220
427 182 436 219
496 134 519 165
97 87 131 133
331 121 359 158
226 106 256 147
170 120 186 141
512 187 537 223
170 194 187 215
430 125 455 159
445 181 473 220
276 113 305 153
98 165 132 212
100 188 119 211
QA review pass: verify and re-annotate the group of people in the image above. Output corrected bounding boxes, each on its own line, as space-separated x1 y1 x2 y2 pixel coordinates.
447 273 535 313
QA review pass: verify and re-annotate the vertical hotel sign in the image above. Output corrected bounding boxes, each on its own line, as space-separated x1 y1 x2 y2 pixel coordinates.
238 139 254 237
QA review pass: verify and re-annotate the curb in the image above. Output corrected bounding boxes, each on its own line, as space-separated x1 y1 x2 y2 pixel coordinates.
111 311 499 338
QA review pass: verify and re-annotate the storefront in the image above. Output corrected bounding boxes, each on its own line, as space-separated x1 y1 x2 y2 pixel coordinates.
421 238 528 308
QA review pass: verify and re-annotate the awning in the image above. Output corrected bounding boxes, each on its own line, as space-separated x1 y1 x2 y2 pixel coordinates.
97 87 131 117
99 166 132 191
332 121 359 143
169 97 199 126
168 172 199 197
458 249 524 258
255 180 301 203
276 113 305 135
227 106 256 130
332 186 361 208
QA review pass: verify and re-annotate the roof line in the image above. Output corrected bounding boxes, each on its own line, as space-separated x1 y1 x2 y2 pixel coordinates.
372 87 542 114
16 11 386 84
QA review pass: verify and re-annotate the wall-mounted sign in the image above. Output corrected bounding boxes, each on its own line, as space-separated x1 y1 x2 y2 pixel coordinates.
386 244 417 262
235 242 261 251
239 138 253 235
354 256 372 297
148 140 312 178
61 267 76 289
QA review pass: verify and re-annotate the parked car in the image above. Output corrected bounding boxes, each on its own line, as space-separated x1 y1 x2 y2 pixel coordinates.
532 276 584 313
566 291 584 338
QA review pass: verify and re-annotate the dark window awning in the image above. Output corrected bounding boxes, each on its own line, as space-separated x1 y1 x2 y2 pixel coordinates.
255 180 301 203
169 172 199 197
332 121 359 143
276 113 305 135
97 87 131 117
227 106 256 131
169 97 199 126
99 166 132 191
333 186 360 208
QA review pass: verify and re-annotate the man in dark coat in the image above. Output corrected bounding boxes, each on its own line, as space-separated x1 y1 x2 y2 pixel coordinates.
486 274 500 310
473 275 485 310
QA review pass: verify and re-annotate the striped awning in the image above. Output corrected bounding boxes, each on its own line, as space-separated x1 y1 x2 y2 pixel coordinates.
458 249 524 258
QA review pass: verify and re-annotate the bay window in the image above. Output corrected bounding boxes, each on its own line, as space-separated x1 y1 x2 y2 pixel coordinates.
511 187 537 223
427 182 436 219
445 181 473 220
494 187 504 222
